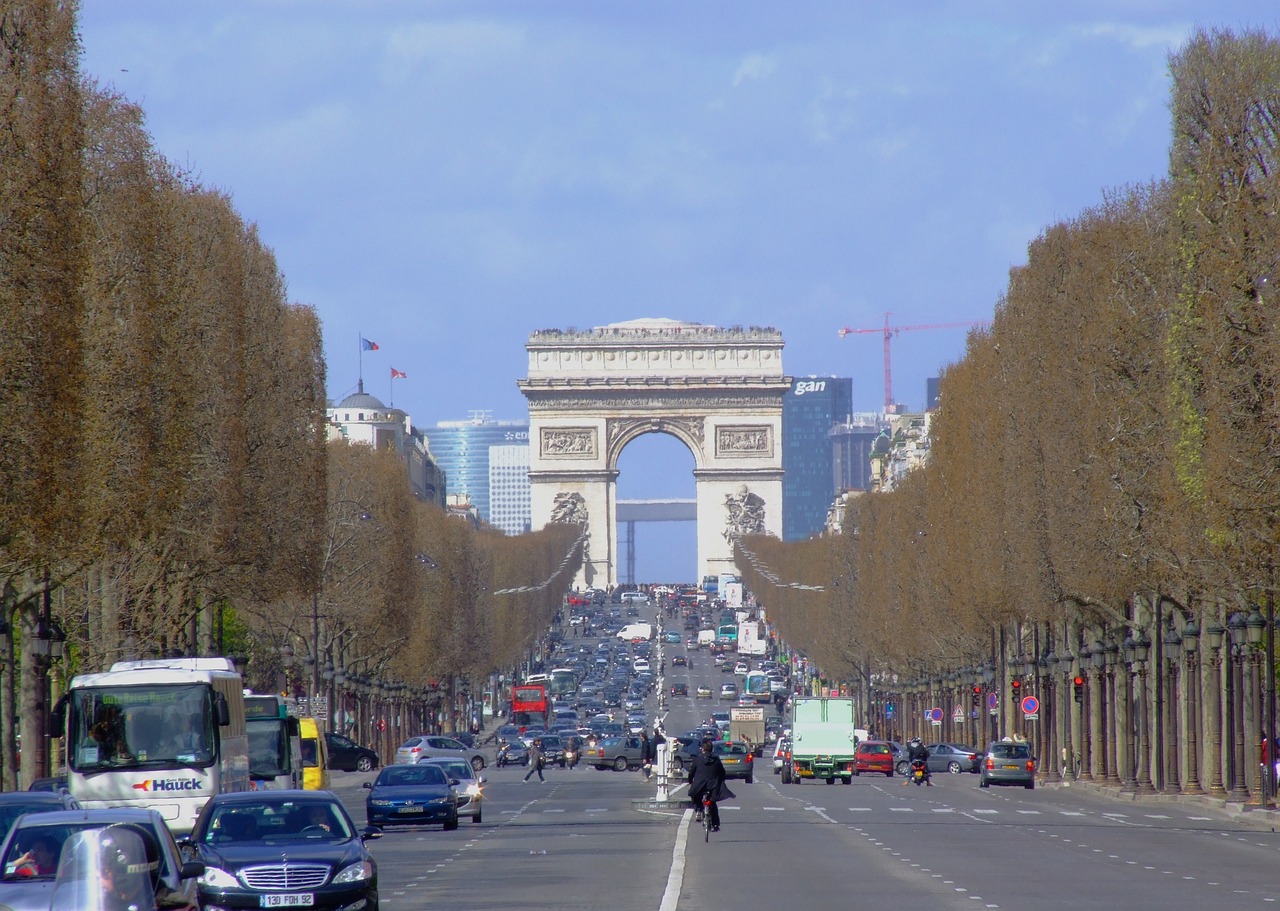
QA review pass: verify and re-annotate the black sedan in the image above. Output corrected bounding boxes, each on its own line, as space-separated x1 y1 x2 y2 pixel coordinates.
186 790 380 911
325 731 380 772
364 763 460 829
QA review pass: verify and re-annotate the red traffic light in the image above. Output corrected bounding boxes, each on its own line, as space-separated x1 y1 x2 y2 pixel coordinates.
972 685 982 694
1073 676 1085 687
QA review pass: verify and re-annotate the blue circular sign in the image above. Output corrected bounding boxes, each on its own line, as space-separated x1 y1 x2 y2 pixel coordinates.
927 707 944 722
1020 695 1040 715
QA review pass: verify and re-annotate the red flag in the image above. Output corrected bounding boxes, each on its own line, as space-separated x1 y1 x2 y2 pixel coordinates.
391 367 407 379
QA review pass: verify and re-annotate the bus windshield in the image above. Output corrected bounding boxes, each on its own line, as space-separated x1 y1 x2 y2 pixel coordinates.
548 669 577 699
744 671 770 696
68 684 215 772
247 718 291 780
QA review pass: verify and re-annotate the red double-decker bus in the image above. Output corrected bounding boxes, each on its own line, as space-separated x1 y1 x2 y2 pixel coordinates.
510 682 550 731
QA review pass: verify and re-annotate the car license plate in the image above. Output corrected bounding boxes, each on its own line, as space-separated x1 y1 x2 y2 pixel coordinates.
1003 764 1019 769
399 806 425 813
260 895 313 907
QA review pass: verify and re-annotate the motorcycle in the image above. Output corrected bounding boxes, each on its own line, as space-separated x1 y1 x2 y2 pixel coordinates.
910 758 928 786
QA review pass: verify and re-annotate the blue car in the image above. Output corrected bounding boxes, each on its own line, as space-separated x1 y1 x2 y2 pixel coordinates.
364 764 459 830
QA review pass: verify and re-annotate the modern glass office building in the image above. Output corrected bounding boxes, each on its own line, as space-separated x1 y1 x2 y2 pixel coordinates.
782 377 853 541
831 413 888 493
489 444 531 535
425 416 529 526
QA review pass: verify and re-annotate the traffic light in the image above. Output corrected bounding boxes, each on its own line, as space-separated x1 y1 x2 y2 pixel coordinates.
1010 678 1022 699
1073 675 1085 703
971 685 982 707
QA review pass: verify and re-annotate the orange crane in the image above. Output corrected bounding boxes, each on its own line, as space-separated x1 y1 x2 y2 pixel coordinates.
838 312 990 411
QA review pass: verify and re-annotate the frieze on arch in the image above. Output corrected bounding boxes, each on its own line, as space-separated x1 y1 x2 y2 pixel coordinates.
716 425 773 458
526 393 782 411
540 427 597 459
606 417 706 466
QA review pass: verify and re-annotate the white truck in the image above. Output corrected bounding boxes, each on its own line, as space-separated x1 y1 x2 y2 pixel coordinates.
696 629 717 649
737 620 766 656
784 696 860 785
616 622 653 641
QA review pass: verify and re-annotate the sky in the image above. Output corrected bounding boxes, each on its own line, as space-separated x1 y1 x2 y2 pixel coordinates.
77 1 1276 581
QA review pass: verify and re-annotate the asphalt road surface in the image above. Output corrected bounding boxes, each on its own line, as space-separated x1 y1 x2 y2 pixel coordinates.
326 614 1280 910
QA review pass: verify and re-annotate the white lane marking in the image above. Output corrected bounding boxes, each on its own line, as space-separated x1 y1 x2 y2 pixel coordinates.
1145 814 1170 819
972 809 998 815
543 808 565 813
1016 810 1041 815
933 808 955 813
890 807 915 812
1060 811 1086 816
658 810 692 911
762 807 785 811
848 807 873 811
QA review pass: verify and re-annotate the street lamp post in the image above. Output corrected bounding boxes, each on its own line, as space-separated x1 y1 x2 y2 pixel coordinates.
1246 608 1266 804
1181 621 1203 794
1087 639 1106 782
1162 623 1182 794
1227 612 1250 802
1205 620 1227 797
1132 631 1155 794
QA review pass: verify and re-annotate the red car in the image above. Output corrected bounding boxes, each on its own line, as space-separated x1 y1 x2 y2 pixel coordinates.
853 740 895 777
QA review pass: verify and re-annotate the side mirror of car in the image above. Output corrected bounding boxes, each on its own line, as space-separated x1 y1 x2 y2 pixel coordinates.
361 826 383 841
362 781 373 790
180 861 206 880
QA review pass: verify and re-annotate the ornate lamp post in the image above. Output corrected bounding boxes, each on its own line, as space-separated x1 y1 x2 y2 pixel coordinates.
1086 639 1106 783
1247 608 1269 806
1227 612 1250 801
1121 633 1138 789
1205 620 1227 797
31 610 67 782
1162 624 1182 794
1180 621 1203 794
1131 630 1155 794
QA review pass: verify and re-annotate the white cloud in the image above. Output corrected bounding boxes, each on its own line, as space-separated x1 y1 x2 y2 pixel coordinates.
1074 21 1190 51
381 19 529 83
733 53 776 87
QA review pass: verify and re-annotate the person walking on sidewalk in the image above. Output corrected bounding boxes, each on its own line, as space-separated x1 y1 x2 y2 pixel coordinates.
523 738 546 782
640 731 655 780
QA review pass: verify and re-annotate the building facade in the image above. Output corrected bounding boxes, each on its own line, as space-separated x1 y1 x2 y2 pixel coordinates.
326 381 445 505
781 376 852 541
425 416 530 526
488 444 532 535
830 412 888 494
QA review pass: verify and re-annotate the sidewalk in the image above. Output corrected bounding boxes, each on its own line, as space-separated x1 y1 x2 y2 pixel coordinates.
1042 777 1280 830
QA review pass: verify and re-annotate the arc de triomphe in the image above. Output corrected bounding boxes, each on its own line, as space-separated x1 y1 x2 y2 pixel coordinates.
518 318 790 588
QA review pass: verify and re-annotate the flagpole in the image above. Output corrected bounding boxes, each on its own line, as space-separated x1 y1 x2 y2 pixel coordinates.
357 333 364 393
389 372 394 408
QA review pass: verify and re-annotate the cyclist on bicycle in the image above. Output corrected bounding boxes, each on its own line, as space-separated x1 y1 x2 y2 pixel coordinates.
688 739 728 832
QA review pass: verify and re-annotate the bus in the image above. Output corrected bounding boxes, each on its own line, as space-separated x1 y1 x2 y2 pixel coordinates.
743 670 772 705
510 682 550 731
244 693 302 790
548 668 578 703
56 656 250 835
717 624 738 645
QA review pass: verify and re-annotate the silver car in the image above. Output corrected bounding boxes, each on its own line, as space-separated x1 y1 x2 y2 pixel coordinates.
419 756 486 823
395 735 487 771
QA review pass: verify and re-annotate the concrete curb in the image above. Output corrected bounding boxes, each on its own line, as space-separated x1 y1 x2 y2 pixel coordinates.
1042 777 1280 830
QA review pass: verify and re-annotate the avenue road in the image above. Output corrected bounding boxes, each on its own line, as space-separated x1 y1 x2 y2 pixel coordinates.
324 646 1280 911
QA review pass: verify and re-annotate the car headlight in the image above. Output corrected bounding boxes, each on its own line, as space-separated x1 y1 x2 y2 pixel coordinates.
332 861 374 884
466 784 482 797
429 797 452 806
369 799 393 806
199 866 240 889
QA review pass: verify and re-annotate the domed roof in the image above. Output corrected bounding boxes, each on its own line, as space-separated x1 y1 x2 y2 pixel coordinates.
337 390 387 410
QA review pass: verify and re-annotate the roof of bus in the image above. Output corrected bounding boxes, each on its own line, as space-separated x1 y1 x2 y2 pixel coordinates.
71 657 242 688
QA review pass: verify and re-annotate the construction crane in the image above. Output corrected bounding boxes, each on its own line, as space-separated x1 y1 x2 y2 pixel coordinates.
838 312 990 411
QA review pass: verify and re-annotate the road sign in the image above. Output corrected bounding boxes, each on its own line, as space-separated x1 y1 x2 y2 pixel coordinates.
1020 695 1040 716
952 709 965 724
987 692 999 711
927 707 944 723
885 703 895 718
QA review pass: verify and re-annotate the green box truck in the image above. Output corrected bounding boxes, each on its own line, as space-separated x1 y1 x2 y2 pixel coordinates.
786 696 861 785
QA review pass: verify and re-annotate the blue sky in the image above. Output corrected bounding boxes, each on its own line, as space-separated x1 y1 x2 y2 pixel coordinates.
77 2 1275 580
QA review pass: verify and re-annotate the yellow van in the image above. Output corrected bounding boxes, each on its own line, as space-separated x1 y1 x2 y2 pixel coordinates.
299 717 330 790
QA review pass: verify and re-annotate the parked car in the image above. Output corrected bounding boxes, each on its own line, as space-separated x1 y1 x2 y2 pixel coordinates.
395 735 487 771
584 735 646 771
853 740 895 777
979 739 1036 789
364 764 460 829
188 790 379 909
325 732 380 772
926 743 982 774
0 791 80 845
713 740 755 783
419 757 486 822
0 807 202 911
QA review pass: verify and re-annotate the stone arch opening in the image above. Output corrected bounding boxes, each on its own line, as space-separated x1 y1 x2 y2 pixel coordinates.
519 318 789 588
615 430 697 583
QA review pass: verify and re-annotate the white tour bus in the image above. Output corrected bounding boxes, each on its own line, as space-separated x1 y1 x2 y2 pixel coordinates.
56 656 250 835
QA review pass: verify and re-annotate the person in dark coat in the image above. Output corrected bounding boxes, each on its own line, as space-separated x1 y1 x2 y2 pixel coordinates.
687 739 734 831
640 731 654 780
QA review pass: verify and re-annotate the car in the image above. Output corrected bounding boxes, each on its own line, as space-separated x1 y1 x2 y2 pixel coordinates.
706 711 731 731
632 658 651 674
671 654 688 667
419 757 486 822
713 740 755 784
538 734 568 767
685 637 700 650
584 735 646 771
671 682 689 697
853 740 895 777
0 807 203 911
979 739 1037 789
0 791 80 845
886 740 912 776
733 661 749 675
24 778 68 794
395 735 487 771
926 743 982 774
719 683 739 700
663 630 682 643
325 732 380 772
187 790 379 910
695 684 713 698
667 736 708 774
772 737 791 774
364 763 460 829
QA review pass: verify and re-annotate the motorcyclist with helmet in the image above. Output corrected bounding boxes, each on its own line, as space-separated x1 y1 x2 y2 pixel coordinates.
908 737 933 786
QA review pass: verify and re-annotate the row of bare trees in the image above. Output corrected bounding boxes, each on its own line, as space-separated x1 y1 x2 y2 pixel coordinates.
736 29 1280 794
0 0 580 786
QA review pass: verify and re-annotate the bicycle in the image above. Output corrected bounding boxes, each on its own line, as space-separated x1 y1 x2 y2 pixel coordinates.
701 794 716 842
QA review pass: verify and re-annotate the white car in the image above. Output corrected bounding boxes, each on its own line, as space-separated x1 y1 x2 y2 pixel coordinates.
733 661 749 675
633 659 651 673
719 683 739 701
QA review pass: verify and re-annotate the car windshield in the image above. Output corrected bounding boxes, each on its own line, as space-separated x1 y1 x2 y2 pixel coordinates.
424 760 472 780
378 766 448 787
3 821 170 883
203 802 354 843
